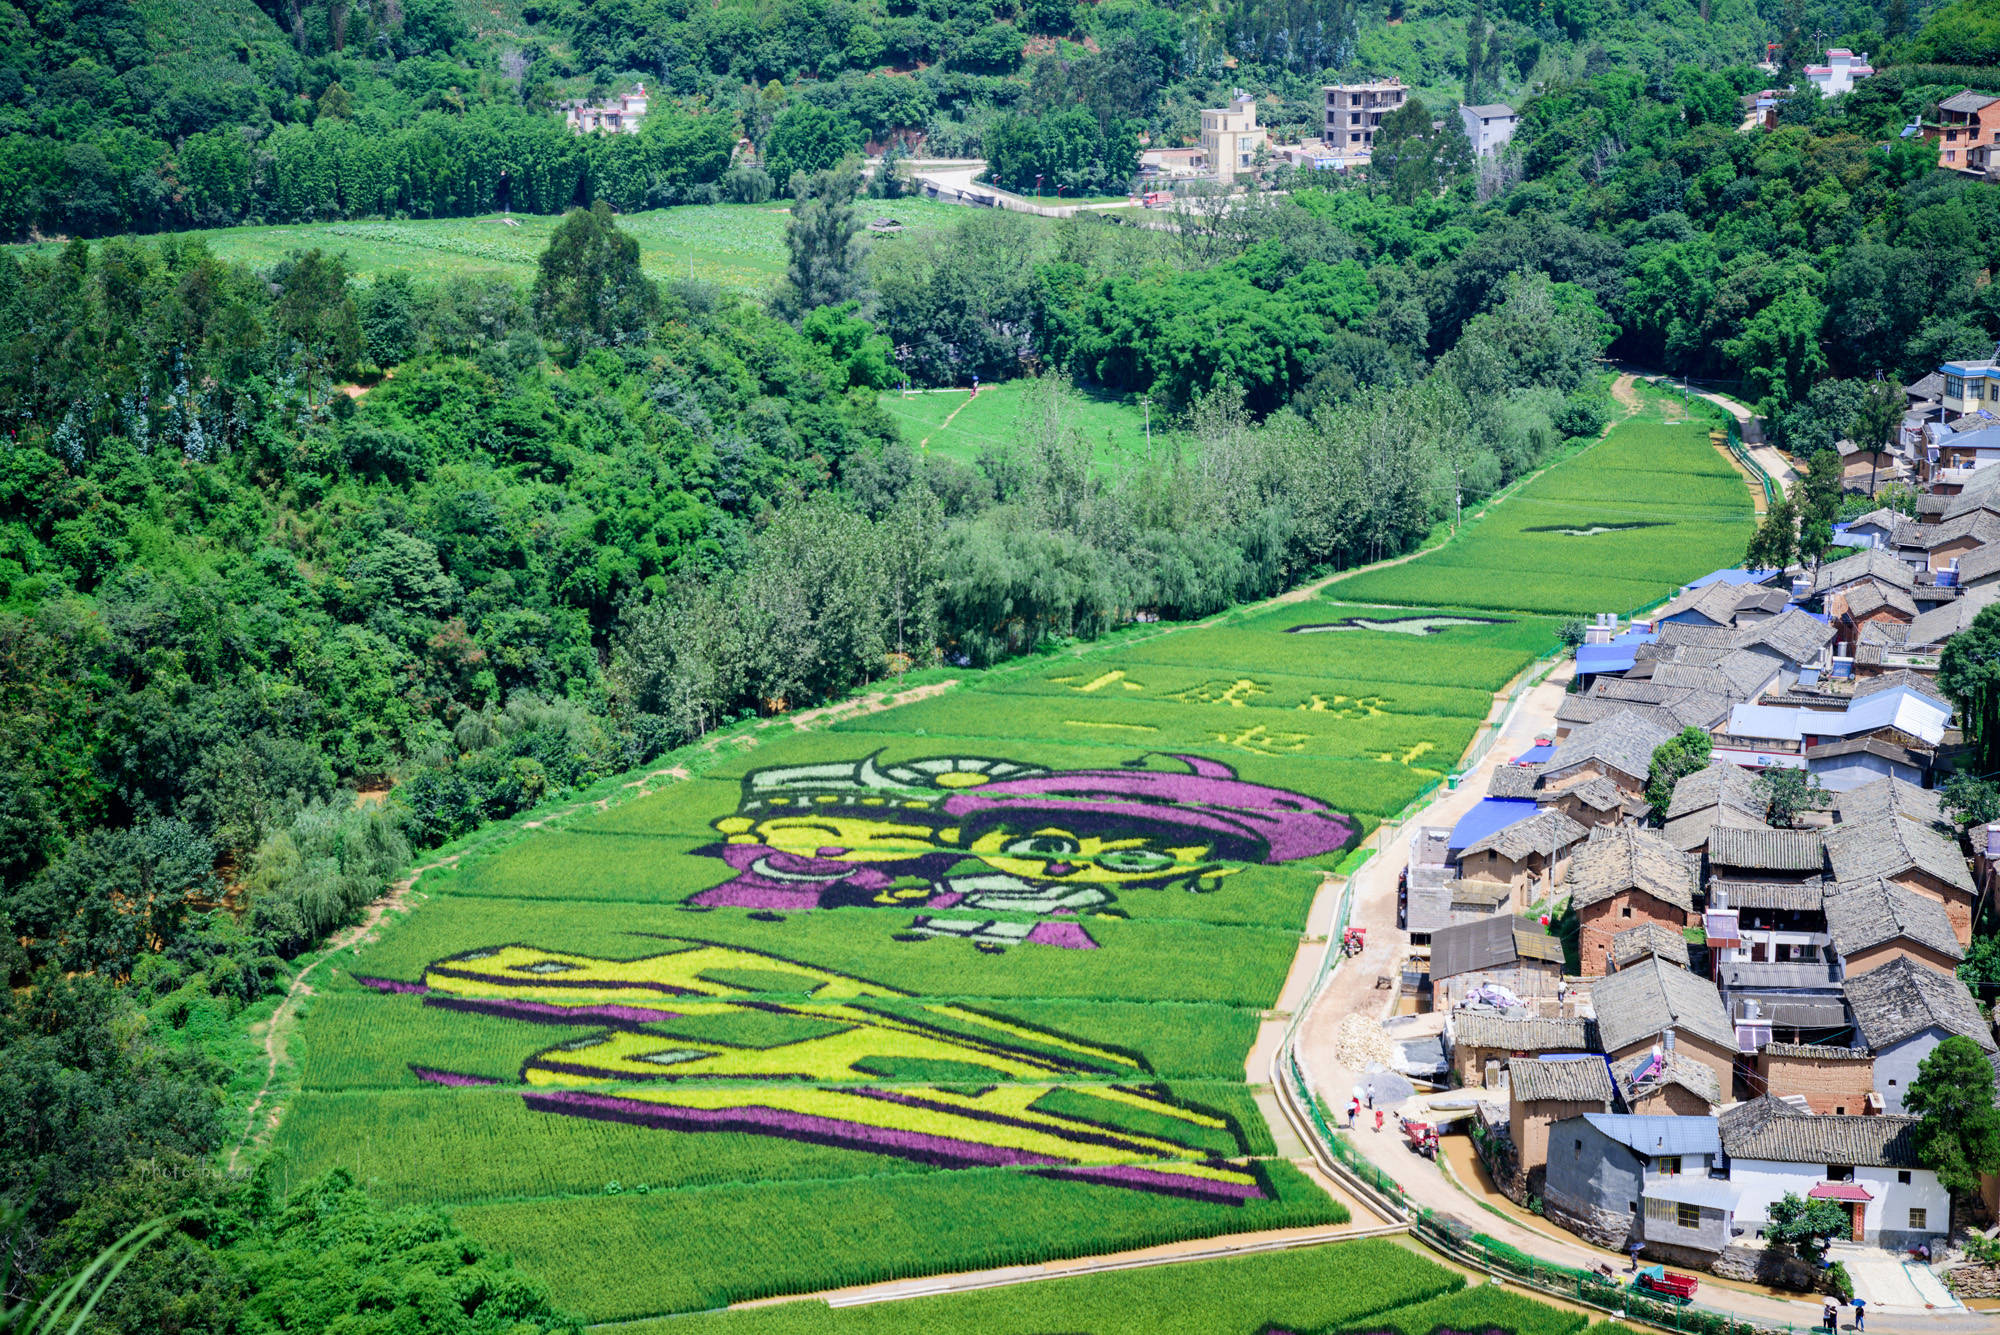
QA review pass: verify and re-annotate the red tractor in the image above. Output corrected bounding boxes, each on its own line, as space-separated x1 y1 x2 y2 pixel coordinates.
1343 927 1367 957
1400 1117 1438 1159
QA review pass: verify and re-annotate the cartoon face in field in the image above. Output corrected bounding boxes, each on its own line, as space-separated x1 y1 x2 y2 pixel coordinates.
685 753 1357 943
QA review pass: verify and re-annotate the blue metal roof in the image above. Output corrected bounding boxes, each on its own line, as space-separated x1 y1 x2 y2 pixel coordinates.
1447 797 1538 852
1582 1113 1721 1157
1577 643 1638 674
1684 568 1778 591
1513 743 1555 764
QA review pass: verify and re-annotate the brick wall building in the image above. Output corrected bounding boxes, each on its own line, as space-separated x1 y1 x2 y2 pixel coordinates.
1755 1043 1876 1115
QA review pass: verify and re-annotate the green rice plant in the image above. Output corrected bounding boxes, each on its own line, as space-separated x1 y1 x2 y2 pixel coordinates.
1335 417 1752 615
339 897 1303 1008
1326 1283 1591 1335
447 1159 1348 1318
614 1238 1464 1334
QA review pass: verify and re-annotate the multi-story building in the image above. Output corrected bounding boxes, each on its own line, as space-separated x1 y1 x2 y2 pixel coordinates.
1324 79 1408 154
1940 353 2000 417
1199 95 1270 184
1458 103 1519 157
1803 49 1874 97
1929 90 2000 176
565 84 649 135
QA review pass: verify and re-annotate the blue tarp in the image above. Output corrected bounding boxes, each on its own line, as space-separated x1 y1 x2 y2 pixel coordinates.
1683 568 1778 591
1578 643 1639 674
1447 798 1538 853
1513 743 1555 764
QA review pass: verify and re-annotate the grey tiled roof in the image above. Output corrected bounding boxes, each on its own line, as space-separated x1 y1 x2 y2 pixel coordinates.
1709 878 1827 911
1852 669 1950 707
1939 90 2000 114
1824 816 1973 894
1813 548 1918 594
1487 763 1544 799
1909 511 2000 550
1904 597 1981 647
1707 826 1826 872
1610 923 1690 969
1665 762 1768 822
1824 878 1965 961
1735 609 1837 667
1903 374 1945 400
1833 776 1947 830
1561 774 1635 812
1510 1056 1615 1104
1556 695 1679 732
1759 1042 1873 1061
1462 808 1590 862
1431 914 1565 979
1564 826 1698 913
1661 804 1764 853
1452 1013 1590 1051
1615 1050 1721 1108
1591 955 1736 1053
1648 663 1738 696
1546 709 1676 783
1840 582 1919 620
1845 956 1995 1052
1957 542 2000 584
1718 1097 1923 1167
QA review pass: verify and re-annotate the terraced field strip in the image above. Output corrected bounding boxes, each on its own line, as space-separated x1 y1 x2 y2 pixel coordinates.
1334 403 1753 616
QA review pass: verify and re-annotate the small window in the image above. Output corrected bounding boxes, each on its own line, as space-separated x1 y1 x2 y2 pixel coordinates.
1677 1203 1702 1230
1909 1207 1927 1230
1888 1078 1897 1086
1629 1201 1638 1214
1574 1139 1583 1159
1657 1156 1682 1177
1835 1107 1846 1115
1621 905 1633 918
1898 1171 1912 1185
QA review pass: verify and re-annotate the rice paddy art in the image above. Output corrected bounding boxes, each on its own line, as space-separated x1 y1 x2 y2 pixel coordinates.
682 752 1357 943
369 939 1270 1204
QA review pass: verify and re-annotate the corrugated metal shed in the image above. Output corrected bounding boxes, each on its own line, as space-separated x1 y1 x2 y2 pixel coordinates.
1581 1113 1722 1156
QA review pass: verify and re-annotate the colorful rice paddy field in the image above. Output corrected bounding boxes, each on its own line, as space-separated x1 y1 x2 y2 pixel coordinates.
1334 411 1752 616
279 599 1561 1320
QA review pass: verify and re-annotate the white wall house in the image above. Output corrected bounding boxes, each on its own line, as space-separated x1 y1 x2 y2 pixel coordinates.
1719 1100 1946 1251
1729 1160 1946 1246
1803 50 1874 97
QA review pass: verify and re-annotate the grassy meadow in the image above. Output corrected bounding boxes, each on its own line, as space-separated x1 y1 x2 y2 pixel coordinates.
880 379 1160 473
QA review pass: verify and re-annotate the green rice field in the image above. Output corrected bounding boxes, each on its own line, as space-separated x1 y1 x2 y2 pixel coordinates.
624 1237 1615 1335
880 380 1160 472
9 198 1020 293
1334 407 1751 616
270 396 1750 1321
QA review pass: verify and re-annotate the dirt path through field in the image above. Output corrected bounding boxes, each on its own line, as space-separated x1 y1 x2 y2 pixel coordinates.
917 387 980 447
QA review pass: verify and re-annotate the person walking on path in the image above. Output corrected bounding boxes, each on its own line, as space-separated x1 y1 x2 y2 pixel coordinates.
1347 1097 1360 1129
1851 1298 1865 1331
1366 1081 1375 1109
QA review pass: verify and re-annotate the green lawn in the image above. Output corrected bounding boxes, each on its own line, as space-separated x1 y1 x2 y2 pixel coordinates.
880 379 1163 473
7 197 1021 293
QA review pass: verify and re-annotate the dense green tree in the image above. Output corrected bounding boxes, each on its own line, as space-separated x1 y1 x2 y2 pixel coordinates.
531 202 661 357
1906 1036 2000 1195
1645 728 1712 818
1759 766 1826 829
1941 603 2000 775
764 104 864 190
772 166 867 323
1766 1193 1852 1264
